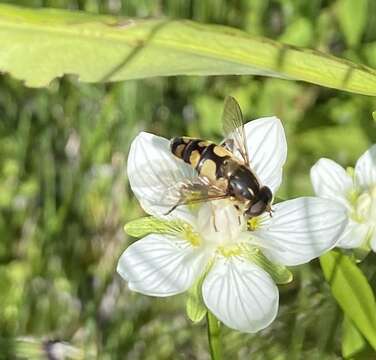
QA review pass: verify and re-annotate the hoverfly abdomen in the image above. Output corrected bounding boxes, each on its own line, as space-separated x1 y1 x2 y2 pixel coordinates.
170 137 232 183
170 137 205 167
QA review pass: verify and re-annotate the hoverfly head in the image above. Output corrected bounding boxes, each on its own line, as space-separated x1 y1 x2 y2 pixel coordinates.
245 186 273 218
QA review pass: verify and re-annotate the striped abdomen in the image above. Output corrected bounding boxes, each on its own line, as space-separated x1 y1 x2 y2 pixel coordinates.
170 137 232 182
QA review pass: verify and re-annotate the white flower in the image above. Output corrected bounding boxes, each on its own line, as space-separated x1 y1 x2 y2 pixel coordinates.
118 117 347 333
311 145 376 252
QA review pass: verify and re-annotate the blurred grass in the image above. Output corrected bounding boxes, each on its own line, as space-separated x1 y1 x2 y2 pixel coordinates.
0 0 376 359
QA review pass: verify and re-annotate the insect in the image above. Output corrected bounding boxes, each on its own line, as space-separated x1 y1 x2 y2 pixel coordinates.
166 96 273 218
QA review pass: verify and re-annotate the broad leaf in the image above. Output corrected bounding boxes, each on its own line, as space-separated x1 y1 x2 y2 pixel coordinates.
320 251 376 350
1 4 376 95
342 316 368 359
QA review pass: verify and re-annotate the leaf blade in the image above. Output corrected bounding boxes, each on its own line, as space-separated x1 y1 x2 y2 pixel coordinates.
320 251 376 350
1 4 376 95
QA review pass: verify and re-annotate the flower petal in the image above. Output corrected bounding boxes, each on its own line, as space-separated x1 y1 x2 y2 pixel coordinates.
243 117 287 194
370 228 376 252
127 132 196 218
337 220 369 249
117 234 208 296
202 256 278 333
253 197 347 266
355 144 376 190
310 158 352 207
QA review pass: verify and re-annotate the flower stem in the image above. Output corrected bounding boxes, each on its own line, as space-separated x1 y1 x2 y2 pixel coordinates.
207 311 222 360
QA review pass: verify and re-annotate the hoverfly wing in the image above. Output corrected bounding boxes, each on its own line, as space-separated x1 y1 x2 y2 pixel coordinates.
221 96 250 166
164 176 229 215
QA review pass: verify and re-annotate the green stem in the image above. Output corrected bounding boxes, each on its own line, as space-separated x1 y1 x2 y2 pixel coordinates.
207 311 222 360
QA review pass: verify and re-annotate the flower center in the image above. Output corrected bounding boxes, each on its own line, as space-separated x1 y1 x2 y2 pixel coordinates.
196 201 248 253
351 185 376 225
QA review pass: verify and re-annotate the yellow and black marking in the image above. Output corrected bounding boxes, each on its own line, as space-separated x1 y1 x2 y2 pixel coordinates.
170 137 232 182
168 96 274 218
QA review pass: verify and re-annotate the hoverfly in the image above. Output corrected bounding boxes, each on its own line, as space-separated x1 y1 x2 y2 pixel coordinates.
166 96 273 218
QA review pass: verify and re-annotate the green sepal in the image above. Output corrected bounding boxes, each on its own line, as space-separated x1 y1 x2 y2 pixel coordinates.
186 260 214 323
244 247 293 284
186 272 207 323
124 216 186 238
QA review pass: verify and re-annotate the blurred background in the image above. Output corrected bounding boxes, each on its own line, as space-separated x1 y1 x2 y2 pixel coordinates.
1 0 376 359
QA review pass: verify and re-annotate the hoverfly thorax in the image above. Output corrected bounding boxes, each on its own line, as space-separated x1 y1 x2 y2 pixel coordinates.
227 165 259 201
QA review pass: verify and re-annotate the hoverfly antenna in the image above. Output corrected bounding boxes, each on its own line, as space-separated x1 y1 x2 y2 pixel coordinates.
266 204 274 218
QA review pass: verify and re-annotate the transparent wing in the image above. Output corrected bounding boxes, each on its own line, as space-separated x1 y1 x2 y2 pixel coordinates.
221 96 250 166
164 176 229 215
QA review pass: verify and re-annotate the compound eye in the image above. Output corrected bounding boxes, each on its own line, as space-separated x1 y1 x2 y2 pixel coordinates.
247 200 267 217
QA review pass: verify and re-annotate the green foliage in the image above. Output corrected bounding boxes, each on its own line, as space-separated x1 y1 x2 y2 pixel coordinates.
336 0 368 47
0 0 375 359
1 4 376 95
342 316 368 359
320 251 376 351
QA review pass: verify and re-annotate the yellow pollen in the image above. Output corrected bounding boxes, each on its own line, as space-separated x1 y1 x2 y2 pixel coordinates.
218 245 242 257
182 224 201 247
248 217 260 231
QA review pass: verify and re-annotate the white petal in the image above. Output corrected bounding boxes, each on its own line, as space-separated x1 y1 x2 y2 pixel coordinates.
202 256 278 333
117 234 208 297
243 117 287 194
355 144 376 190
370 228 376 252
310 158 352 207
337 220 369 249
127 132 196 217
253 197 347 266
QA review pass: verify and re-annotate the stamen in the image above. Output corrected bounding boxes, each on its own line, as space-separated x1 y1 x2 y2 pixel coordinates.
248 217 260 231
182 224 201 247
217 244 242 257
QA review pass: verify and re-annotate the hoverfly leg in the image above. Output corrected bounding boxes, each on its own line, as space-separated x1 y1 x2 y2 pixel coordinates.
164 204 179 216
233 203 242 225
210 206 219 232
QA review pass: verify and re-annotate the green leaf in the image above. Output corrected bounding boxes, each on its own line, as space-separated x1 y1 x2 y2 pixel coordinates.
124 216 185 238
1 5 376 95
337 0 368 47
342 316 367 359
320 251 376 350
186 273 207 323
245 247 293 284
